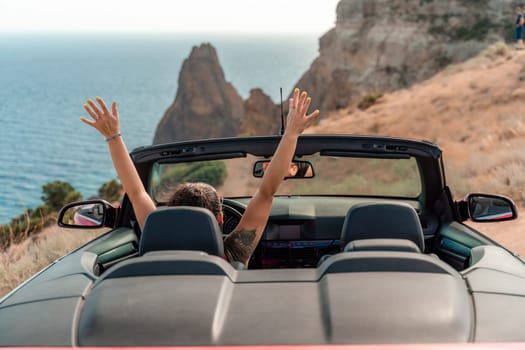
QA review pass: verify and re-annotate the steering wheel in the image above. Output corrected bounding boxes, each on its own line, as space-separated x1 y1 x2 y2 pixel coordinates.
221 202 243 235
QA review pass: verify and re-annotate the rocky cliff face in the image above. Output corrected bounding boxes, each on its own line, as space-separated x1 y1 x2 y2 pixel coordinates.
295 0 514 112
153 44 244 144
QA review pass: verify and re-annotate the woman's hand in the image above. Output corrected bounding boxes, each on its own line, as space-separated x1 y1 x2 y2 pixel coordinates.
284 88 320 137
80 97 120 139
80 96 156 228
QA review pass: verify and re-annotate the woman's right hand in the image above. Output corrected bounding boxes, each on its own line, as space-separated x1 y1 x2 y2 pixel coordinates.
80 97 120 140
284 88 320 137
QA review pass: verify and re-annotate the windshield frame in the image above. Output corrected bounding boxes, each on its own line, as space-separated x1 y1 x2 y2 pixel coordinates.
130 135 444 207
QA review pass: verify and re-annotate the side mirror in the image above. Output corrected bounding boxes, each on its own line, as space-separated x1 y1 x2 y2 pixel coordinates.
460 193 518 223
253 160 314 179
58 199 118 229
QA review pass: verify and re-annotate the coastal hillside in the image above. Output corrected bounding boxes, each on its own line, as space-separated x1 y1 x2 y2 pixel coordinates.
154 0 516 144
308 43 525 208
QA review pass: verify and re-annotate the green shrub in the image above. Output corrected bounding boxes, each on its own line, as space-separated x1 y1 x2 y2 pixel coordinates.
0 180 81 250
358 93 383 110
41 181 81 211
452 18 493 41
157 160 227 191
436 52 452 68
98 179 122 202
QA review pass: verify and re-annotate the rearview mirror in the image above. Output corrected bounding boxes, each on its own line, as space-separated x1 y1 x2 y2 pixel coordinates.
253 160 314 179
58 199 118 229
466 193 517 222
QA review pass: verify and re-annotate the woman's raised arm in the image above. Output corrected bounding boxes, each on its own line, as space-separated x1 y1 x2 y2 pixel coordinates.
81 97 156 228
223 88 320 265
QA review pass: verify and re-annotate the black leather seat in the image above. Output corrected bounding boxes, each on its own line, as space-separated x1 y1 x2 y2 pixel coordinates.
341 202 425 252
318 202 425 267
139 206 224 257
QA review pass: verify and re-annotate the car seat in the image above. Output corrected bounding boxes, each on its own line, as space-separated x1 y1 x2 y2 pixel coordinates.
318 202 425 266
341 202 425 252
139 206 224 256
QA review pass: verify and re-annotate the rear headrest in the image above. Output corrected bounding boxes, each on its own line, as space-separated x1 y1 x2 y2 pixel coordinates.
341 203 425 252
139 206 224 257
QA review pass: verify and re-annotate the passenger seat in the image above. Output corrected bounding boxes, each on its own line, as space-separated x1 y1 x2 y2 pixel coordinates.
341 202 425 253
318 202 425 266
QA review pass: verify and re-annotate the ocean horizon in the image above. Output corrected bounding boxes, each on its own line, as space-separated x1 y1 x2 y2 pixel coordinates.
0 32 321 224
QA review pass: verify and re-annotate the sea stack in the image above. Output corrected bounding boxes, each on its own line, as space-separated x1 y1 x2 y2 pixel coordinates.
153 43 243 144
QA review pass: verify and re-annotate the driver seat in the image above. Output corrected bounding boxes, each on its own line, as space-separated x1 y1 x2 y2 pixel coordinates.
139 206 224 257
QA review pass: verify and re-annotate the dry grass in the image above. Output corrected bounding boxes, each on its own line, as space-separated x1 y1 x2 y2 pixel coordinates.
468 212 525 258
0 226 105 298
481 41 509 59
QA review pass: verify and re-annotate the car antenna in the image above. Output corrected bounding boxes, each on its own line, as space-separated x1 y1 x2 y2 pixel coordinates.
280 87 285 135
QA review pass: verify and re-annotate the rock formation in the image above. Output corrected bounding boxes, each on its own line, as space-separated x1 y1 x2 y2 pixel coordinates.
295 0 514 112
240 89 280 136
153 44 282 144
153 44 244 144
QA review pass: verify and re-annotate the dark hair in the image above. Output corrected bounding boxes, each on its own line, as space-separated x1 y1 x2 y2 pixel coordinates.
295 162 310 177
168 182 221 217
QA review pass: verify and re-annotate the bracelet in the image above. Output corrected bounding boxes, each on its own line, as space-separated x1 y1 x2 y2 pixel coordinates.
105 133 121 142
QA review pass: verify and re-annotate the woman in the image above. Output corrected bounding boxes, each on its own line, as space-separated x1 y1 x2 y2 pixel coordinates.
81 88 320 266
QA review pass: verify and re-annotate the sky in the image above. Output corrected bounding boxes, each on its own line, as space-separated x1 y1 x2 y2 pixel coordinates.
0 0 340 34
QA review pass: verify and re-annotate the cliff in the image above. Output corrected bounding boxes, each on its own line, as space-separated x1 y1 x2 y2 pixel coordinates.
295 0 515 112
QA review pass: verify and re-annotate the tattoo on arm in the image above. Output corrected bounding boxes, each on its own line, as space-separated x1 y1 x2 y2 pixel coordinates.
224 229 256 265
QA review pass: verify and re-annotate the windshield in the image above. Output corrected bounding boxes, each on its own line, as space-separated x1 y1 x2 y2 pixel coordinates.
150 154 421 201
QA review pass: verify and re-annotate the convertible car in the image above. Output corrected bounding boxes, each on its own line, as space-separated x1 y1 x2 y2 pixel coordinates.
1 134 524 346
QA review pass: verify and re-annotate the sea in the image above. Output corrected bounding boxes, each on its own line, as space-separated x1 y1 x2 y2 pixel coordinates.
0 32 320 224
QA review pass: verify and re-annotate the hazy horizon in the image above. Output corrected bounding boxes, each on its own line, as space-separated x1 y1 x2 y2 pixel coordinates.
0 0 339 34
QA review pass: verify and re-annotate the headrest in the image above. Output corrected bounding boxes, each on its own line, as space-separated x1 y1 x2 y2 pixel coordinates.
344 238 421 253
139 206 224 257
341 203 425 252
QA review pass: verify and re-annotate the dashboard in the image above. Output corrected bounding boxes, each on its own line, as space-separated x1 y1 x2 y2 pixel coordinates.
222 196 439 269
